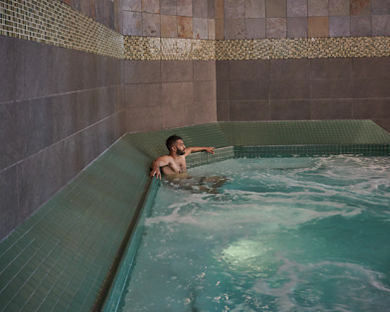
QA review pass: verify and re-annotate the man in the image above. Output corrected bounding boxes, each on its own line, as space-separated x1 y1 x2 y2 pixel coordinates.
150 135 215 179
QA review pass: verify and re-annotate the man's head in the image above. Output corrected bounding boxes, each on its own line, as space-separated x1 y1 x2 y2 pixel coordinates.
166 135 186 156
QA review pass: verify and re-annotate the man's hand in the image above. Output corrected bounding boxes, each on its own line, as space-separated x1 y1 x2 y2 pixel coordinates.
205 147 215 154
150 167 162 179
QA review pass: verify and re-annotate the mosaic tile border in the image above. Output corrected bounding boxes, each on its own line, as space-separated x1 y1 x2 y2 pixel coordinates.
1 0 390 61
0 0 124 58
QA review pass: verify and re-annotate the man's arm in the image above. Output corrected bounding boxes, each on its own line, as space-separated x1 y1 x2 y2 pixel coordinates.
150 155 172 179
185 146 215 156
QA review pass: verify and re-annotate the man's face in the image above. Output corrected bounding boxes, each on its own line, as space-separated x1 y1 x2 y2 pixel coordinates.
174 139 186 156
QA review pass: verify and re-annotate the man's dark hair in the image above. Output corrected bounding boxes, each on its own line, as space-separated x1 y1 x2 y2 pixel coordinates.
166 135 182 151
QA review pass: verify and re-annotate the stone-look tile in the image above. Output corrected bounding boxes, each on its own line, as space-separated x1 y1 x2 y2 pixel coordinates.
126 106 163 132
229 80 269 100
230 100 269 120
350 16 371 36
208 19 216 39
142 0 160 13
266 18 287 38
246 18 266 38
246 0 266 18
215 0 224 18
225 19 247 39
372 15 390 36
350 0 371 16
311 79 353 98
188 100 217 125
217 80 230 100
0 166 18 239
178 16 193 38
287 0 308 17
229 60 270 81
177 0 192 16
121 0 142 11
160 0 176 15
311 99 353 119
308 17 329 37
194 60 216 80
353 99 390 118
372 0 390 14
352 79 390 98
266 0 287 17
215 18 225 39
123 11 142 35
194 81 216 102
143 13 161 37
270 99 311 120
352 57 390 79
270 59 310 80
124 60 161 83
161 82 193 128
193 18 209 39
329 16 350 36
161 60 193 81
124 83 161 107
193 0 208 17
217 101 230 120
311 58 351 79
161 15 178 37
225 0 246 18
287 17 308 38
0 37 16 103
95 0 115 29
270 80 310 99
328 0 349 16
308 0 329 16
208 0 216 18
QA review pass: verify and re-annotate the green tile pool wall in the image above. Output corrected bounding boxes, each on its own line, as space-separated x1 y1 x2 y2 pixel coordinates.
1 120 390 312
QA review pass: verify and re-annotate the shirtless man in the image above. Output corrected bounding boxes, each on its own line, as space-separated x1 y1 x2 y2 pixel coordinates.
150 135 215 179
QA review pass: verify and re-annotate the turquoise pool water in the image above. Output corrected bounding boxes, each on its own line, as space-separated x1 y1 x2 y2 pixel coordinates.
120 156 390 311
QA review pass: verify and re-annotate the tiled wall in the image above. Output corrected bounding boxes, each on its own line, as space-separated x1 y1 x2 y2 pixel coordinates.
216 57 390 131
222 0 390 39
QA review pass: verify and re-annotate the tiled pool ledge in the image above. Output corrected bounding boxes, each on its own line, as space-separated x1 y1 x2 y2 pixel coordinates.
1 120 389 312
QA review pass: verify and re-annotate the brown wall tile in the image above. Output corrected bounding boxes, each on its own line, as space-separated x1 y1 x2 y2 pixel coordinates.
142 0 160 13
246 18 266 38
193 0 209 18
208 19 216 39
308 16 329 37
350 15 371 36
372 15 390 36
350 0 371 16
311 99 353 119
225 0 246 18
353 99 390 118
266 18 287 38
372 0 390 14
161 15 178 37
161 0 177 15
308 0 329 16
121 0 142 11
215 0 224 18
142 13 161 36
270 99 311 120
246 0 266 18
215 18 225 39
269 80 310 99
225 18 247 39
230 100 269 120
161 60 193 81
194 60 216 81
287 17 308 37
177 0 193 16
193 18 209 39
287 0 308 17
178 16 193 38
329 0 349 16
266 0 287 17
329 16 350 36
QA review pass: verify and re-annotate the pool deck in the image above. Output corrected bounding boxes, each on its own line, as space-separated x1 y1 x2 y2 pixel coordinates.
1 120 390 311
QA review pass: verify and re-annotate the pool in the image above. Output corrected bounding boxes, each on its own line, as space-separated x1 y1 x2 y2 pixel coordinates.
116 155 390 311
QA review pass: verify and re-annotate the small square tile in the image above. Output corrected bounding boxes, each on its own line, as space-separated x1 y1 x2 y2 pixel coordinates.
142 0 160 13
225 0 246 18
287 17 308 38
160 0 177 15
350 15 371 36
308 0 329 16
372 15 390 36
329 0 349 16
225 18 247 39
177 0 192 16
287 0 308 17
329 16 350 36
161 15 178 37
266 0 287 17
308 16 329 37
350 0 371 16
246 0 266 18
193 18 209 39
266 18 287 38
372 0 390 14
142 13 161 37
246 18 266 38
177 16 193 37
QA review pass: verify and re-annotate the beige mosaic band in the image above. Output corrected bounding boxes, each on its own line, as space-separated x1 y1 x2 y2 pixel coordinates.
1 0 390 61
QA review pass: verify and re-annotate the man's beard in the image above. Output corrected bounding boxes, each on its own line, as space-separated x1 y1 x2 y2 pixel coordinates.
176 148 185 156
